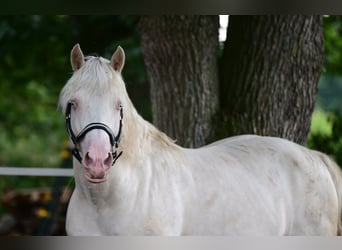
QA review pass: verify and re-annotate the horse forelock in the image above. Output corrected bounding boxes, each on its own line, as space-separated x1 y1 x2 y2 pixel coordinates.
59 56 125 112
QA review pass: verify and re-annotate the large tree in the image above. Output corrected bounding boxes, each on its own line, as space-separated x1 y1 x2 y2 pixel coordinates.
220 15 324 145
139 16 219 147
139 15 324 147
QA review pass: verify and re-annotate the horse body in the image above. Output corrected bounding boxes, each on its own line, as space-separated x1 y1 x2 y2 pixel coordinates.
61 44 342 235
66 135 341 235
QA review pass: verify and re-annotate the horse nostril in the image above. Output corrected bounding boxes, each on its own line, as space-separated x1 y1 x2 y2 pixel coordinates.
104 153 113 167
84 152 93 168
82 151 112 169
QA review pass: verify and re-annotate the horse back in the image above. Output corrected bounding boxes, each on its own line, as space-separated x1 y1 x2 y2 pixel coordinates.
183 135 342 235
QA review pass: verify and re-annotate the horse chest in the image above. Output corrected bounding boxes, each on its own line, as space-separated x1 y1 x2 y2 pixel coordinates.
67 187 181 235
66 193 146 235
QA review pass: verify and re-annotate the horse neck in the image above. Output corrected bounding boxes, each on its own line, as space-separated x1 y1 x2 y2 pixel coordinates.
119 99 178 162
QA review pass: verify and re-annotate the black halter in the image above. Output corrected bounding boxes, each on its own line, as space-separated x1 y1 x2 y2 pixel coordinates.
65 101 123 166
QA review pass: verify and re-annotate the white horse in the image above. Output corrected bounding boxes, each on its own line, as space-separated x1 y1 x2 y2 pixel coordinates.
59 44 342 235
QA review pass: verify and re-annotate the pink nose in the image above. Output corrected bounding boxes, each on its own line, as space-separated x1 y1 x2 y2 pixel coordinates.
82 151 113 180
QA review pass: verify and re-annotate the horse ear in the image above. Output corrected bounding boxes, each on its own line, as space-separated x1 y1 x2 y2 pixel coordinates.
70 44 84 71
111 46 125 72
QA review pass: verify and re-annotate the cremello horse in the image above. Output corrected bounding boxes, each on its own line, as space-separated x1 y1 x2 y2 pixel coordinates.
59 44 342 235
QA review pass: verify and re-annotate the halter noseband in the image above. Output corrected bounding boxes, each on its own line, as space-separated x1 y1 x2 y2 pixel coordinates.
65 101 123 166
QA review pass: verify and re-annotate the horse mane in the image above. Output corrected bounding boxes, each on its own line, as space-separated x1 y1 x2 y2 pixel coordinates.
58 55 180 160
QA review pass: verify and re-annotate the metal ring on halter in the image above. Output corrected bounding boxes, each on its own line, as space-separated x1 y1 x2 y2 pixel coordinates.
65 101 123 166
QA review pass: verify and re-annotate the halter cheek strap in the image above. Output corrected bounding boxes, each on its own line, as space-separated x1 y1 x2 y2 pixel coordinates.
65 101 123 166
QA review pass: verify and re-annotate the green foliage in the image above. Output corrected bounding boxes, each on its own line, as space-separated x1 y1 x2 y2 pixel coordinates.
0 16 72 168
316 75 342 114
309 109 332 136
308 110 342 167
306 16 342 169
323 16 342 76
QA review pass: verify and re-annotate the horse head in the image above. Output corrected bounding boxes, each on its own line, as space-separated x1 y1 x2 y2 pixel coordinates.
59 44 126 183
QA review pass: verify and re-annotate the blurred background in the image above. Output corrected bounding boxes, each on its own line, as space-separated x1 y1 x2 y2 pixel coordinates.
0 15 342 235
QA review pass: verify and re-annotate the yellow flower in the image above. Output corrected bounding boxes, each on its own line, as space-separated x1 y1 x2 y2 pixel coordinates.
37 207 50 218
43 192 52 201
60 149 71 159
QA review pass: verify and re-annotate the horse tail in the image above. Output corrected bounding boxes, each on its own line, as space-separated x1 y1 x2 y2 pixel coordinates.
320 153 342 235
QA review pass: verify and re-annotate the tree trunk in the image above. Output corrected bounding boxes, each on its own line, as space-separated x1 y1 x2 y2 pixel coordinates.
219 15 324 145
139 15 219 148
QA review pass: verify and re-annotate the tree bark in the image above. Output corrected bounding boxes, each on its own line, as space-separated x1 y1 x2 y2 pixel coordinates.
139 15 219 148
220 15 324 145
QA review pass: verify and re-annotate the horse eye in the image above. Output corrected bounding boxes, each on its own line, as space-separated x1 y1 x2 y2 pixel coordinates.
69 99 79 110
115 101 122 111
